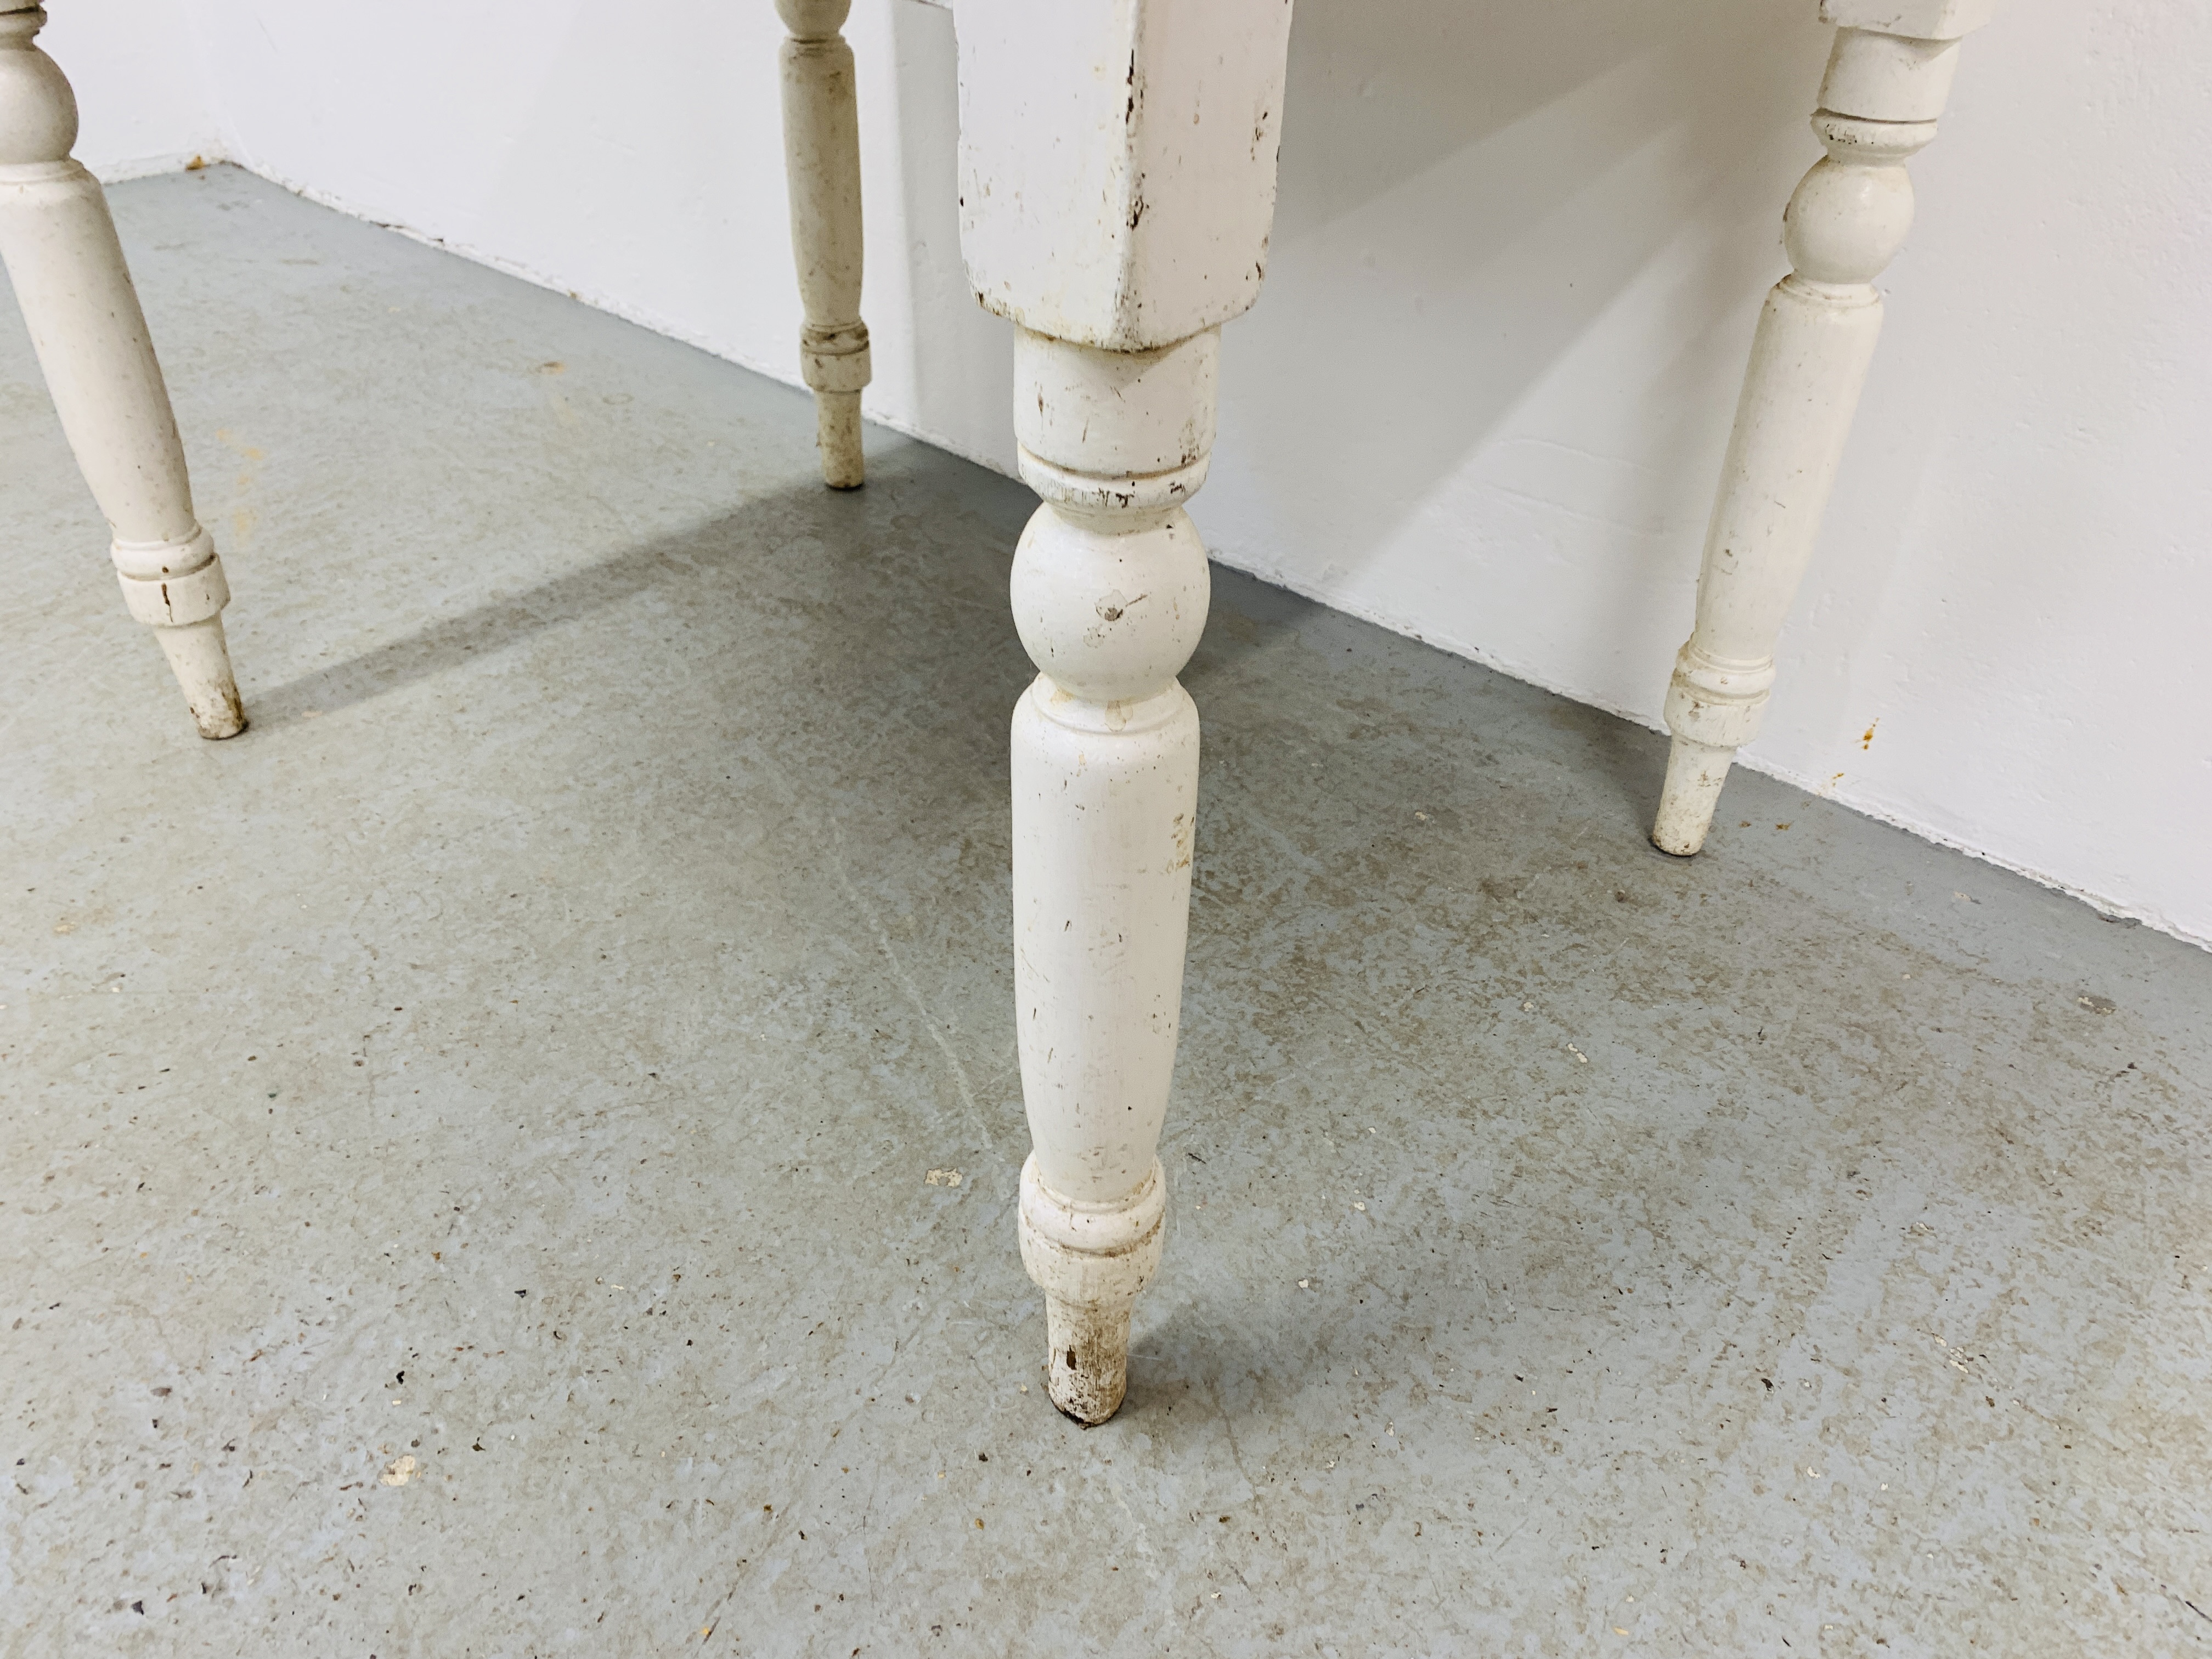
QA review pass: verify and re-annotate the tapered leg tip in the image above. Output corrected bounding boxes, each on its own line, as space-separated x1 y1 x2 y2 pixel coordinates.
156 618 247 741
1049 1390 1116 1427
1652 736 1735 857
816 391 864 489
1044 1293 1132 1425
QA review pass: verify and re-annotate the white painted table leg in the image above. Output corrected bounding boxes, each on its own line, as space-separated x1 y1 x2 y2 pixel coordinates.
1654 0 1994 854
958 0 1293 1423
1009 329 1212 1422
0 3 243 738
777 0 869 489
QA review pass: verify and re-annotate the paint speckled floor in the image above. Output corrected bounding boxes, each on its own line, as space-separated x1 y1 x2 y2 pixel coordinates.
4 167 2209 1658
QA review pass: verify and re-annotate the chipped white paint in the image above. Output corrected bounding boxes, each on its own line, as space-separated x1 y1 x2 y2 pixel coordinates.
1654 1 1993 854
0 1 242 738
777 0 870 487
960 0 1293 1423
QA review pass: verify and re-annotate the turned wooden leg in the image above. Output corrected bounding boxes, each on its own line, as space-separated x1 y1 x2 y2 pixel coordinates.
777 0 869 489
1654 0 1993 854
0 3 243 738
958 0 1294 1423
1009 330 1215 1423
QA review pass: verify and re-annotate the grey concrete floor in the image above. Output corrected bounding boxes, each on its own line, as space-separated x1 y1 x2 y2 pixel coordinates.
3 167 2209 1657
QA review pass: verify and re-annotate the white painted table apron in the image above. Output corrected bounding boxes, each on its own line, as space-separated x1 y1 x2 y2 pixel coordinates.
0 1 245 738
777 0 1999 1423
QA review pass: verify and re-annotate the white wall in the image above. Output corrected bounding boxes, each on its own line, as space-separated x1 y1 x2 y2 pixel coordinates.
180 0 1012 470
42 0 218 178
43 0 2212 946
